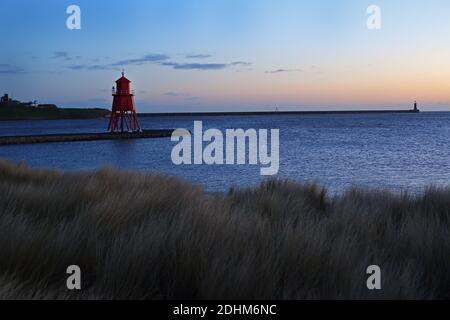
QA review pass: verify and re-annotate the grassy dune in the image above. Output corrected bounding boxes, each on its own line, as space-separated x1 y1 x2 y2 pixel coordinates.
0 160 449 300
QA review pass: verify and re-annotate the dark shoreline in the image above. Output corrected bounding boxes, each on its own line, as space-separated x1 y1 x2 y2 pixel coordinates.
0 108 420 121
139 109 420 117
0 105 110 121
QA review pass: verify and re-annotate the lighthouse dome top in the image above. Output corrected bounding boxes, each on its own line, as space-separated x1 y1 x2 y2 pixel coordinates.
116 71 131 84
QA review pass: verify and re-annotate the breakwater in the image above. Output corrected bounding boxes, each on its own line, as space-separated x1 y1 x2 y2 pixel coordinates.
0 130 175 146
139 109 420 118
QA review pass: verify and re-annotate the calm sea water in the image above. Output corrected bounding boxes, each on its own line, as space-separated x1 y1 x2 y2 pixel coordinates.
0 112 449 193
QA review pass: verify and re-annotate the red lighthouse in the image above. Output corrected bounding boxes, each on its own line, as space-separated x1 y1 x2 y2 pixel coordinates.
108 72 142 132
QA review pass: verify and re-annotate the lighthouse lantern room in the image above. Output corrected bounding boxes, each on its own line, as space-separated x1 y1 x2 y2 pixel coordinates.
108 72 142 132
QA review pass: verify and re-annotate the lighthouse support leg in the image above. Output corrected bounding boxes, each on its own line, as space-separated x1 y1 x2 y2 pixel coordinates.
133 112 141 132
108 112 116 132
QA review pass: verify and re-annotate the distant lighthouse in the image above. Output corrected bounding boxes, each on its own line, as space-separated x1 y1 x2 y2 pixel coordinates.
108 72 142 132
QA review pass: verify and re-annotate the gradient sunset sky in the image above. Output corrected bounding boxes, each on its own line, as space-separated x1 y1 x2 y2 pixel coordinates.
1 0 450 112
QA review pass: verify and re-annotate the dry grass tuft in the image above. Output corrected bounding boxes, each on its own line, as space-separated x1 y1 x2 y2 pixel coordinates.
0 160 449 300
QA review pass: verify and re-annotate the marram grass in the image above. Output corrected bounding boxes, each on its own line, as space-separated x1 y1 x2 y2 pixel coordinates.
0 160 449 300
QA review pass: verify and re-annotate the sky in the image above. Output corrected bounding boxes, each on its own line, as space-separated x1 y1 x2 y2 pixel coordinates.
1 0 450 112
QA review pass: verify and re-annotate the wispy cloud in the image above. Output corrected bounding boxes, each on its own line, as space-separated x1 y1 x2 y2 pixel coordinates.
52 51 81 61
231 61 252 67
161 61 252 71
0 64 26 74
163 92 201 101
185 96 200 101
185 54 213 59
66 52 251 72
165 62 228 70
68 64 110 71
265 68 302 74
110 54 170 66
53 51 70 59
163 92 183 97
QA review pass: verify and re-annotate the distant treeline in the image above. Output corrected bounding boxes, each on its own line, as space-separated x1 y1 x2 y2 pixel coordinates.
0 102 109 120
